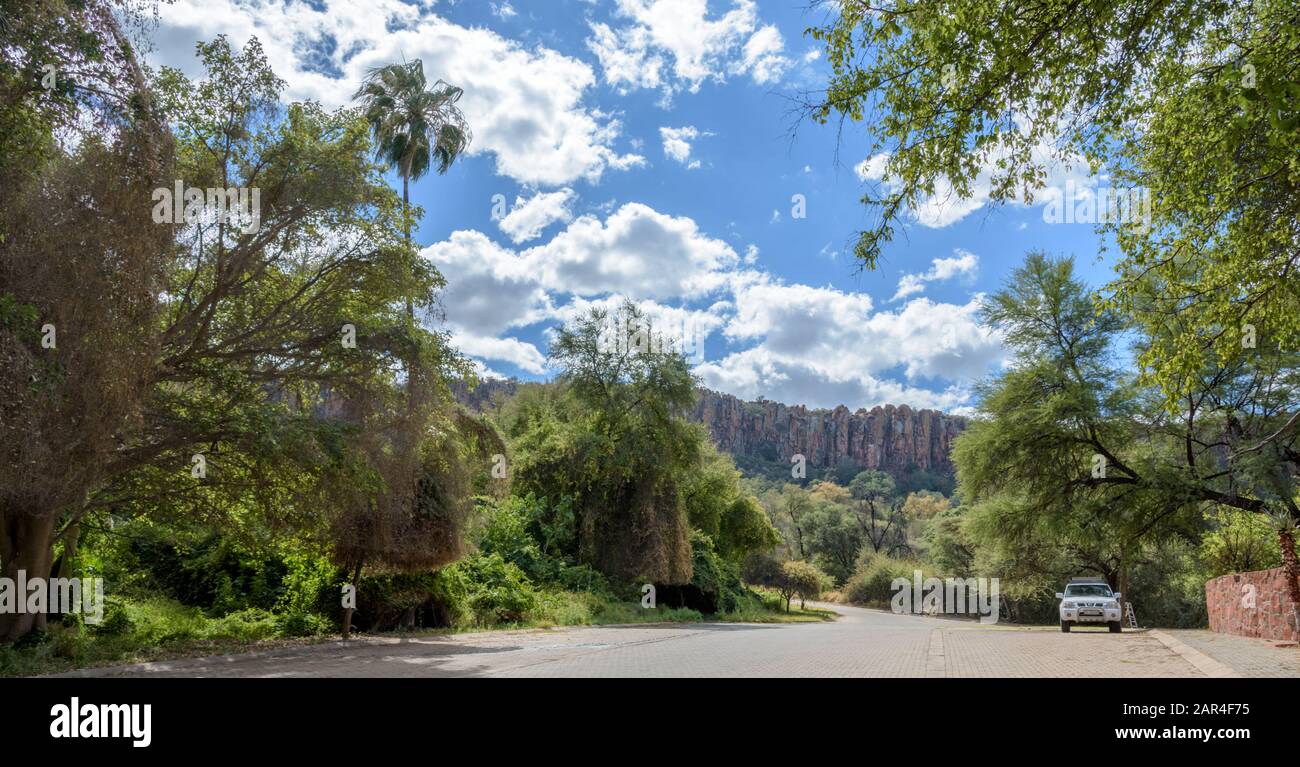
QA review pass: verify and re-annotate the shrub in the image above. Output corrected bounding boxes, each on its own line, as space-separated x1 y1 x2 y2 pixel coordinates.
843 554 916 607
459 553 538 625
91 598 135 637
556 563 610 595
776 560 833 610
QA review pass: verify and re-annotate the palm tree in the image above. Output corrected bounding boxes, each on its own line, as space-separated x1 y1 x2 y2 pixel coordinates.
354 59 471 320
346 61 469 640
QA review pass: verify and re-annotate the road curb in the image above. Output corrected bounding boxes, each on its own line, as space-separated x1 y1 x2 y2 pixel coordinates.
1150 630 1240 678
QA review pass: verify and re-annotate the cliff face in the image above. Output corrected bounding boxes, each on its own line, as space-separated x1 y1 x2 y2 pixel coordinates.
456 379 966 480
690 389 965 478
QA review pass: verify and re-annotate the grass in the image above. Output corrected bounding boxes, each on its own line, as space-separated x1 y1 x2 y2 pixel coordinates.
0 588 834 677
0 597 335 678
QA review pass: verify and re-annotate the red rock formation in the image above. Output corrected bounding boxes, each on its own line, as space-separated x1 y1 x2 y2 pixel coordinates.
689 388 966 478
455 379 967 480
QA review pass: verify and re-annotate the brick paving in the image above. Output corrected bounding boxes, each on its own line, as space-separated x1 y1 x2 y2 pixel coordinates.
1163 629 1300 678
55 604 1300 678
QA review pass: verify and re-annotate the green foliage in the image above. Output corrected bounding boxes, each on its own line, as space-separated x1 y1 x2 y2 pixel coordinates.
683 445 780 562
843 554 920 607
684 532 754 614
1201 508 1282 577
810 0 1300 400
776 559 833 610
457 554 539 625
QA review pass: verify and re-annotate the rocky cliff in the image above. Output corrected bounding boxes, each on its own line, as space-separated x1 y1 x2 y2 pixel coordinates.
690 388 965 479
456 379 966 481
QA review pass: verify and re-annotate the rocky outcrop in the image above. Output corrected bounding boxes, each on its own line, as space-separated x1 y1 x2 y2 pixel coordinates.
690 388 965 478
455 379 967 480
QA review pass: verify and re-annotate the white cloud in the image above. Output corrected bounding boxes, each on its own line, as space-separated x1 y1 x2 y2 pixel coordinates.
659 125 708 168
149 0 644 185
497 188 576 244
855 133 1097 228
855 153 892 183
453 331 547 374
425 230 553 338
694 276 1004 410
587 0 790 96
429 208 1002 408
530 202 739 300
424 203 741 372
891 249 979 301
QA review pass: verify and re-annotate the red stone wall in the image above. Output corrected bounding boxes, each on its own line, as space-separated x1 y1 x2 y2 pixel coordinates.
1205 567 1299 641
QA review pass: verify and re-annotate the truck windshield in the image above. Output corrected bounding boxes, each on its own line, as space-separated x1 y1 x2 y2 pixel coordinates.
1065 584 1112 597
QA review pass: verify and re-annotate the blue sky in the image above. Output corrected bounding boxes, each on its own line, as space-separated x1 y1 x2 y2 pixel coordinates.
146 0 1117 414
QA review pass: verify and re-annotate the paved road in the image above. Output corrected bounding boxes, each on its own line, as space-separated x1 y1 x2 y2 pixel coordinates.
61 603 1300 678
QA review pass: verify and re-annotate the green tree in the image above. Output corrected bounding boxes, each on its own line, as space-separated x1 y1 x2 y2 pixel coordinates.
956 253 1298 616
682 444 780 562
354 59 471 319
776 559 832 612
508 301 700 584
0 0 173 642
808 0 1300 406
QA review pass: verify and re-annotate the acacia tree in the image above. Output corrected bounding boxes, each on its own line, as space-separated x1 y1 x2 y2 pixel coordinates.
848 470 908 555
956 253 1299 621
808 0 1299 405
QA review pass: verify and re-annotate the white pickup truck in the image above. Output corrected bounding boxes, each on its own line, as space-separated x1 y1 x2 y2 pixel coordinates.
1056 578 1123 633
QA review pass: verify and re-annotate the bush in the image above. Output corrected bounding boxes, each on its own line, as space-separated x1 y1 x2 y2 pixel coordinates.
91 598 135 637
459 553 538 625
843 554 916 607
556 563 610 595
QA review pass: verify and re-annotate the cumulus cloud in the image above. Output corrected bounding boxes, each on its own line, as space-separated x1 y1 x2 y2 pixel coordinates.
892 249 979 301
497 188 576 244
659 125 708 168
452 331 547 375
694 276 1004 410
423 203 740 370
426 230 554 338
148 0 644 185
428 209 1003 407
587 0 790 96
531 202 739 299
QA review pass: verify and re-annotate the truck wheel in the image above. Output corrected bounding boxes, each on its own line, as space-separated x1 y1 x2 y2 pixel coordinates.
1060 621 1070 633
1108 621 1121 633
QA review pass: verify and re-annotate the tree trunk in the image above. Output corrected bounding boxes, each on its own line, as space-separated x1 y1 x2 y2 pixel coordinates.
52 521 83 626
341 560 364 640
403 173 413 323
0 512 58 643
1278 529 1300 634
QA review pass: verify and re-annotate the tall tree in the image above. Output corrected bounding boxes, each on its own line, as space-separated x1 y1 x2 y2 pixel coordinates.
505 301 700 584
0 0 173 641
354 59 471 321
808 0 1299 408
955 253 1299 619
